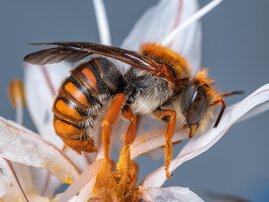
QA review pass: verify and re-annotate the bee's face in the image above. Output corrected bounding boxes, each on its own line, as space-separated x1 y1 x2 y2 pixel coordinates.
184 85 209 127
178 69 218 132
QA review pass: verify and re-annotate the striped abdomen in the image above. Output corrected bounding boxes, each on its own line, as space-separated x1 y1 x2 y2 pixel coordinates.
53 57 124 153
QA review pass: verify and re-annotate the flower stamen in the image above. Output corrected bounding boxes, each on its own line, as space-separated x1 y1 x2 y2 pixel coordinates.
8 79 25 125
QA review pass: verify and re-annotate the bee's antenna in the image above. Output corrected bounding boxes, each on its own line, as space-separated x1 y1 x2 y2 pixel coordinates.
212 99 226 128
221 90 244 97
212 90 243 128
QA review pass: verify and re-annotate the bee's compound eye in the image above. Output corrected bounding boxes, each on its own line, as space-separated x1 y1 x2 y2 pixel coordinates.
186 87 208 125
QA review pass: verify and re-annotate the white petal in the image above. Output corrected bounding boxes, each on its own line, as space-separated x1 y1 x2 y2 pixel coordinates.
0 116 80 184
64 148 95 171
55 159 103 202
97 116 126 160
0 177 8 198
141 84 269 188
67 195 79 202
143 148 165 161
53 194 78 202
24 62 71 148
121 0 201 72
75 176 97 201
0 159 50 202
93 0 111 45
11 161 36 194
237 97 269 122
29 195 50 202
161 0 223 45
31 167 61 198
129 115 188 160
0 165 9 197
141 186 204 202
130 127 188 160
0 158 30 201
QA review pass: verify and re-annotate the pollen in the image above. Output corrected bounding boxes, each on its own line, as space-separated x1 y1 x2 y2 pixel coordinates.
91 146 139 201
61 173 73 184
64 178 73 184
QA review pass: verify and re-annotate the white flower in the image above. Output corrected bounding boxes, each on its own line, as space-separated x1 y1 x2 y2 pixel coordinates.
1 0 269 201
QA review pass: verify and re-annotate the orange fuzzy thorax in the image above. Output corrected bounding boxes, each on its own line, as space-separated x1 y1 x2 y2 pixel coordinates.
139 43 191 80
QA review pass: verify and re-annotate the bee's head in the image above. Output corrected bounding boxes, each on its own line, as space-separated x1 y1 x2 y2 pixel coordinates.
180 69 242 137
180 69 219 136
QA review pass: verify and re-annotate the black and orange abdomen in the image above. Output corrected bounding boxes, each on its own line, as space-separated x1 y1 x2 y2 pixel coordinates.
53 57 124 153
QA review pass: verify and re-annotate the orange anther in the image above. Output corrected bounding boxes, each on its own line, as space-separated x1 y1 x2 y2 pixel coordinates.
8 79 25 108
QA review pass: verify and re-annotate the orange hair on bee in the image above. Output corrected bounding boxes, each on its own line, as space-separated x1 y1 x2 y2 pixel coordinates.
192 69 213 86
192 69 220 101
139 43 191 80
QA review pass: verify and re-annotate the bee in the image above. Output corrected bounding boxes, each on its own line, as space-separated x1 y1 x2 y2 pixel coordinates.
24 42 241 178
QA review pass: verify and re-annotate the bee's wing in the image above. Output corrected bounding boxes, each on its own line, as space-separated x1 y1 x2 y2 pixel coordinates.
24 42 161 76
23 47 90 65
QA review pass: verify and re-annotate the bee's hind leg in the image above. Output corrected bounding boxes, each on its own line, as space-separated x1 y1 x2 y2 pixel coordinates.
101 93 126 162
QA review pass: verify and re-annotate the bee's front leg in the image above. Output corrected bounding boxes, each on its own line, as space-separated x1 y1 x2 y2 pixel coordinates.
154 109 176 178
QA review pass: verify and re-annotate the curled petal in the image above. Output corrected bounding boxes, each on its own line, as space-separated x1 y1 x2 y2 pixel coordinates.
141 186 204 202
141 84 269 188
0 116 80 184
121 0 201 72
237 97 269 122
55 159 103 202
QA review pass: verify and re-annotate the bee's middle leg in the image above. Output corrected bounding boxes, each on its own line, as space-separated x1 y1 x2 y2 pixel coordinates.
117 105 137 178
121 105 137 146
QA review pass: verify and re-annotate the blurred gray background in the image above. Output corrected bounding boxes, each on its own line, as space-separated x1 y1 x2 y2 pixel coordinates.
0 0 269 201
